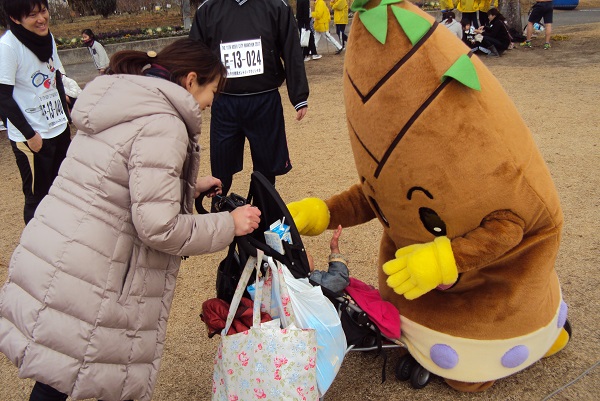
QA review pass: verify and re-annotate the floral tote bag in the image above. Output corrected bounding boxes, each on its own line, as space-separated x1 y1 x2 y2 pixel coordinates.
211 250 319 401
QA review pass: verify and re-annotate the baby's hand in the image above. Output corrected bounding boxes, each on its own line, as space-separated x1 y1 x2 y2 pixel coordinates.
330 225 343 254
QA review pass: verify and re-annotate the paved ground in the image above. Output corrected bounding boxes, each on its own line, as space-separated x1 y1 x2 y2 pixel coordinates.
553 7 600 26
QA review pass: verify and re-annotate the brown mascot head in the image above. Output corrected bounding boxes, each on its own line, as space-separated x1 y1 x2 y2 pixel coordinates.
343 0 561 248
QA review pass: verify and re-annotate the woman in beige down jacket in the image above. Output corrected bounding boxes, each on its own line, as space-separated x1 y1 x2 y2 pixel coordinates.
0 38 261 401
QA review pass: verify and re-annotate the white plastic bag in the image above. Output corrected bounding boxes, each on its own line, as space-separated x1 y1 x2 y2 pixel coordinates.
62 75 82 99
269 258 347 397
300 28 311 47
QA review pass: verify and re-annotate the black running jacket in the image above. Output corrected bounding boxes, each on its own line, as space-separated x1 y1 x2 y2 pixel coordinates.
190 0 309 110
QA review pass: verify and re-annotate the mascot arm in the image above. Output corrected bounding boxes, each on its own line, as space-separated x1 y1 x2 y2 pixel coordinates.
287 197 331 236
325 183 376 229
287 183 376 236
451 209 526 273
383 210 525 300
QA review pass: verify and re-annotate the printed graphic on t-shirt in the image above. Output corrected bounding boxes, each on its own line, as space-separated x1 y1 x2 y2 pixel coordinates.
220 38 264 78
39 89 67 128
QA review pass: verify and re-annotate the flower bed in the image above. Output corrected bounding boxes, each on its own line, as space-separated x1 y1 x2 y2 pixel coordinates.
55 25 188 50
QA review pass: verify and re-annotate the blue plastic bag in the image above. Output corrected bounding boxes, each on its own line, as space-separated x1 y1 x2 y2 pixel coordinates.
277 261 347 397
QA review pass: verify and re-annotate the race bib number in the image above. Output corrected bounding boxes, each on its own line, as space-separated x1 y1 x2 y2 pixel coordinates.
39 89 67 128
220 39 264 78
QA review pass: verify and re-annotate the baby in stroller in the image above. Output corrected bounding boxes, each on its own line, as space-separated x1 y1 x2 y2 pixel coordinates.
307 225 350 295
306 226 431 388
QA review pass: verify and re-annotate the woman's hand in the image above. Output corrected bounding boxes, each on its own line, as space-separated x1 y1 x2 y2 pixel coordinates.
195 176 222 198
230 205 261 236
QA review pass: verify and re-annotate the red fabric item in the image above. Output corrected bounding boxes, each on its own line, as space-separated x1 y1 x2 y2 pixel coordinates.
201 297 272 337
344 277 401 340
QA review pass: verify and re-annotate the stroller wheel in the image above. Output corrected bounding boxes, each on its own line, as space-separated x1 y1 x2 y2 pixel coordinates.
361 335 378 348
410 364 432 389
395 354 416 381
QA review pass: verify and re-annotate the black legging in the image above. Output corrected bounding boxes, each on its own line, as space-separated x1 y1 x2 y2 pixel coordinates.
29 381 133 401
336 24 348 47
462 11 479 29
30 382 67 401
297 19 318 57
481 35 505 51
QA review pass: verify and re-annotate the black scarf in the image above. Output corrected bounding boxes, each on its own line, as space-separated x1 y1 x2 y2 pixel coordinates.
143 64 174 82
9 19 53 62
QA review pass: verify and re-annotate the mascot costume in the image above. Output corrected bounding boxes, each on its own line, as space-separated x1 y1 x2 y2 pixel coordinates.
289 0 570 392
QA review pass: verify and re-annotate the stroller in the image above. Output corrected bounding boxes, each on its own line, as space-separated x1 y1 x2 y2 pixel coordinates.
200 171 433 392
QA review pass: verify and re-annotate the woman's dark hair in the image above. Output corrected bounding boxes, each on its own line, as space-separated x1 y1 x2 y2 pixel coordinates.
2 0 48 21
107 38 227 93
460 18 471 29
81 28 96 40
443 11 456 23
487 8 506 21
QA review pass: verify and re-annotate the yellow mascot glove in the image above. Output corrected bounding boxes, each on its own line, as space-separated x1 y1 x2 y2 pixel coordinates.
382 236 458 300
286 197 330 236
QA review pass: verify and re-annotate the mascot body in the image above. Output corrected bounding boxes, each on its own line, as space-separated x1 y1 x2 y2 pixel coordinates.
290 0 569 391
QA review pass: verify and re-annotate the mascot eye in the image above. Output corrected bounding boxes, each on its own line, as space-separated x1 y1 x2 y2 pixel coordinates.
369 196 390 227
419 207 446 236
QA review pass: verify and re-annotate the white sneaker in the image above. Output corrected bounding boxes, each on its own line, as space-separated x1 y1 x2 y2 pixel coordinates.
304 56 311 62
312 54 322 60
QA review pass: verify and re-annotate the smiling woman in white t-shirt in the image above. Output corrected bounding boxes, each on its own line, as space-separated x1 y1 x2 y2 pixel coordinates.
0 0 71 224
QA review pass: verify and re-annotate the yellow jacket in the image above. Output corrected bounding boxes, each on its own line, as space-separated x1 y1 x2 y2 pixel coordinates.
312 0 331 32
439 0 455 11
478 0 498 12
331 0 348 25
456 0 477 13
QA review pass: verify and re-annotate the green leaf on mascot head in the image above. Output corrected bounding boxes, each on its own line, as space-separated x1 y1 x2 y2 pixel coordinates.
360 5 389 44
442 54 481 91
352 0 402 12
351 0 370 12
391 6 432 45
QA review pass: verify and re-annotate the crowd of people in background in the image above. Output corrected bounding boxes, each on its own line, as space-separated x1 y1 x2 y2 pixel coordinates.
457 7 512 57
442 0 553 53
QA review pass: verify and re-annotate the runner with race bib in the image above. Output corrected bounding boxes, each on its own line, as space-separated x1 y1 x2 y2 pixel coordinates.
190 0 309 212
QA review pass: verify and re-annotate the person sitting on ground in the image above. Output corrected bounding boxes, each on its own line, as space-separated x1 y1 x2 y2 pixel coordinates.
461 18 478 50
81 28 109 74
473 8 511 57
307 225 350 294
441 11 463 40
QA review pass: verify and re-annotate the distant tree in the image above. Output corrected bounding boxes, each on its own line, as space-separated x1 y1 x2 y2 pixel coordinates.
67 0 92 16
500 0 522 36
94 0 118 17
